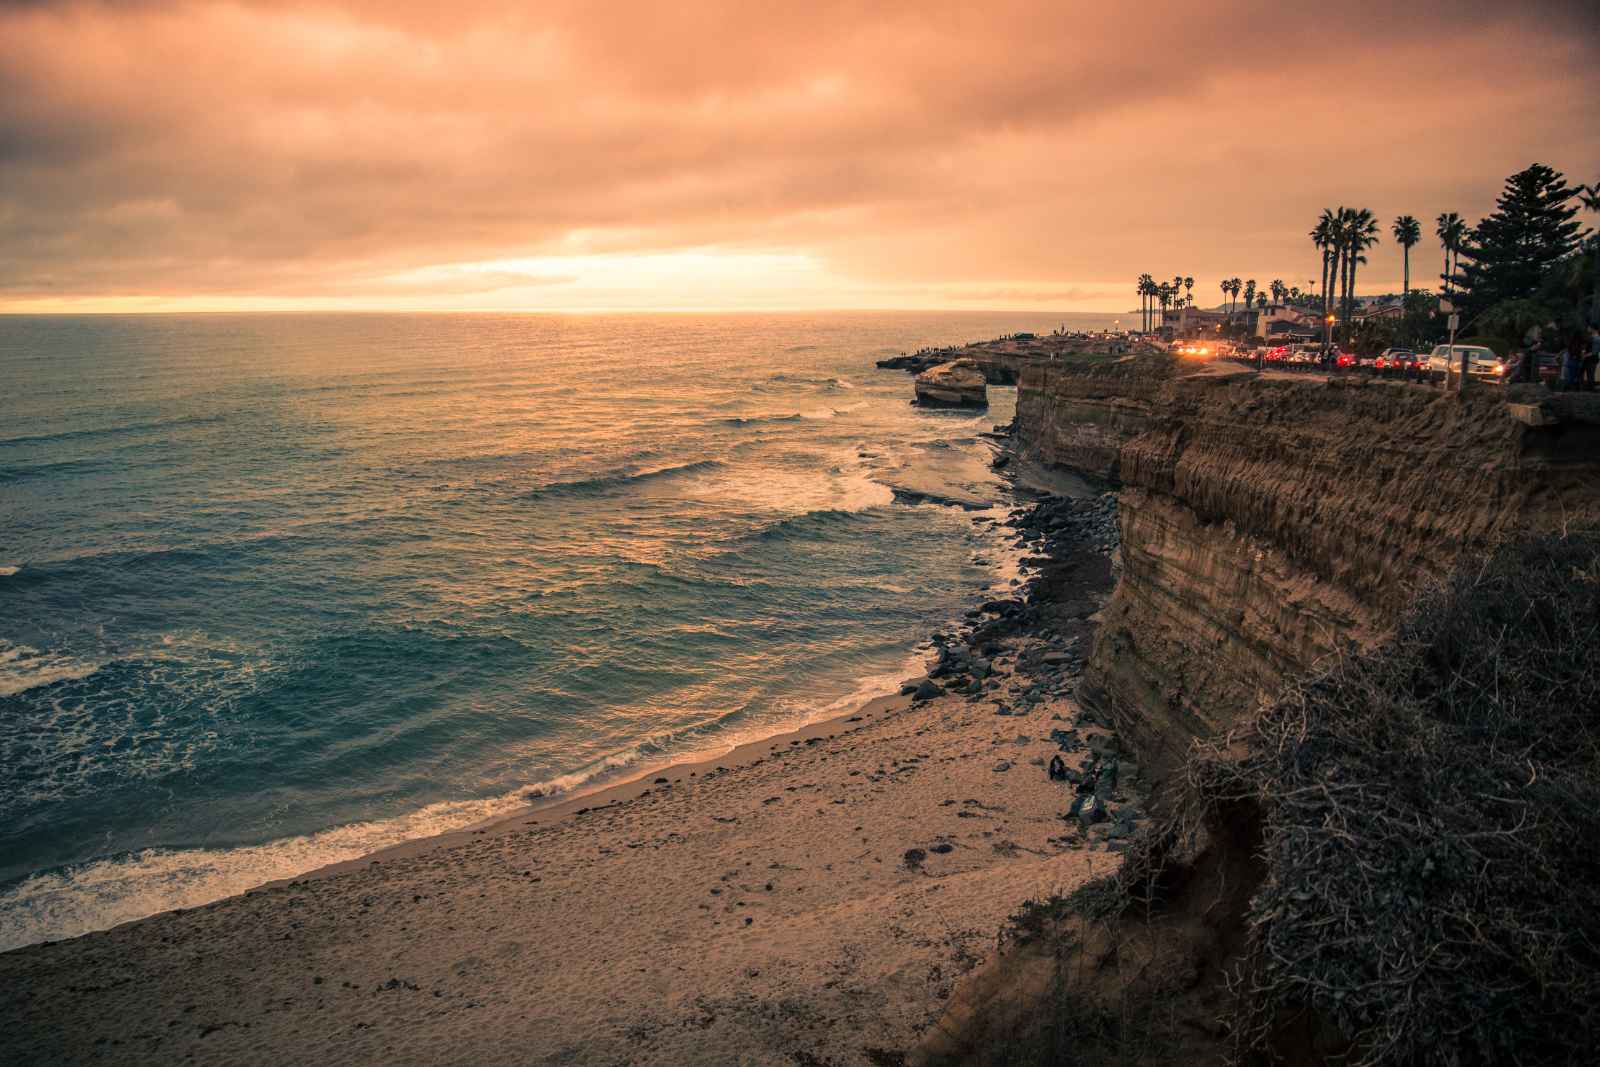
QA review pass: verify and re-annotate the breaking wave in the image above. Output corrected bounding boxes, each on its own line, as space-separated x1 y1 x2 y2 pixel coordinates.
0 641 103 699
521 459 725 499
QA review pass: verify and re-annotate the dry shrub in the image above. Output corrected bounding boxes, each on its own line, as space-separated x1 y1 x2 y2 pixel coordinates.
1195 533 1600 1065
959 535 1600 1067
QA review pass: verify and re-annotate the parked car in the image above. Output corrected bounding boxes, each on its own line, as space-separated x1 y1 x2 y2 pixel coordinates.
1335 351 1356 369
1425 344 1502 378
1375 348 1414 373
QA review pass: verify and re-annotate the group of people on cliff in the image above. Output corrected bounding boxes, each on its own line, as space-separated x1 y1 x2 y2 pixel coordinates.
1501 325 1600 390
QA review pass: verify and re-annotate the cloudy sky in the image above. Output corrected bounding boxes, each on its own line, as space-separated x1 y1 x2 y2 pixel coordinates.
2 0 1597 312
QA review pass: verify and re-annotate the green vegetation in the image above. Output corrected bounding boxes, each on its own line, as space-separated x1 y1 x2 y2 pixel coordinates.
1435 211 1466 296
1306 206 1382 345
1391 214 1421 300
1001 878 1123 946
1449 164 1595 353
1136 273 1198 333
1454 164 1583 314
1347 288 1436 356
1140 164 1596 353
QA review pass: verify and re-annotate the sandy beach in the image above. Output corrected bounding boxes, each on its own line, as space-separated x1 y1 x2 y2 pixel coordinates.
1 490 1131 1066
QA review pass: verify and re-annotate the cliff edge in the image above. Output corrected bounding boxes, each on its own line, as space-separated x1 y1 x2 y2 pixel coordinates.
1012 358 1600 773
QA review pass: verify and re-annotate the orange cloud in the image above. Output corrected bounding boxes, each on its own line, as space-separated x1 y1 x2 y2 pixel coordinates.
1 1 1596 311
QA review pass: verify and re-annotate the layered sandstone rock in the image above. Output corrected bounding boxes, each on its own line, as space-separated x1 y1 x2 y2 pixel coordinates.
1013 361 1600 773
913 358 988 408
1011 354 1175 481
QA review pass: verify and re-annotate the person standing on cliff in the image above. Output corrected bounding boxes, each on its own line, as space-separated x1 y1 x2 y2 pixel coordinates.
1584 326 1599 390
1501 349 1524 385
1559 333 1585 391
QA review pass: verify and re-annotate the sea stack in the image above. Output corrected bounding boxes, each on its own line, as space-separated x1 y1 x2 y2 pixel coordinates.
913 358 988 408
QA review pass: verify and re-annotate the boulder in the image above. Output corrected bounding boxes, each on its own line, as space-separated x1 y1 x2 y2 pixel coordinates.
913 359 988 408
1507 402 1559 427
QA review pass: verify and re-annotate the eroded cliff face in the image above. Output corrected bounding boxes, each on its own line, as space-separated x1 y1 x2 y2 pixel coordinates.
1011 356 1174 482
1015 362 1600 771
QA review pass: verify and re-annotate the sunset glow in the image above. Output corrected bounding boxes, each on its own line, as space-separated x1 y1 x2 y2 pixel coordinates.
2 1 1597 312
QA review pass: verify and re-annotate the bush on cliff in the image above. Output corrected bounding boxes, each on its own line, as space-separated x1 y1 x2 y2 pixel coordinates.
948 534 1600 1067
1193 532 1600 1065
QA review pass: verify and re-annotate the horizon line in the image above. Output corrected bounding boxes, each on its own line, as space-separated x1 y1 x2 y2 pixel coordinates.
0 306 1139 317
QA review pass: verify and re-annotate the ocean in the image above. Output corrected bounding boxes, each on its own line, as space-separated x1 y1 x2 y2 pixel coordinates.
0 310 1115 951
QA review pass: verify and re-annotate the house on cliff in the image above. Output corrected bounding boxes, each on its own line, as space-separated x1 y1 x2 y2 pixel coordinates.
1163 306 1229 335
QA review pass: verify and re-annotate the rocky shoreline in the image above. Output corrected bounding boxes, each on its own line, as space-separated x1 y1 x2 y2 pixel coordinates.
906 474 1145 845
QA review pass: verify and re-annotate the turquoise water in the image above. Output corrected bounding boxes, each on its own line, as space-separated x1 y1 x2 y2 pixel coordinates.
0 310 1112 950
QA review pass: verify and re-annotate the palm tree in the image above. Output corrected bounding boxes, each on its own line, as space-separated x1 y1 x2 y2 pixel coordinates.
1228 277 1242 320
1289 285 1301 303
1183 276 1194 309
1344 209 1379 334
1218 278 1231 317
1137 274 1155 332
1435 212 1465 295
1311 209 1339 328
1392 215 1421 298
1335 207 1355 329
1243 279 1256 313
1153 283 1170 329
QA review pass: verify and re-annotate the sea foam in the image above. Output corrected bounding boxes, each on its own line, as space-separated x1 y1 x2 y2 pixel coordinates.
0 641 102 698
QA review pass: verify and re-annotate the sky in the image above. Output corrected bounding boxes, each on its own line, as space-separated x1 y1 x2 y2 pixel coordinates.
2 0 1597 313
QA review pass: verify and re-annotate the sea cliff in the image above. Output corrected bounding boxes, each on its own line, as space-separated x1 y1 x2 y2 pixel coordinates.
1011 357 1600 771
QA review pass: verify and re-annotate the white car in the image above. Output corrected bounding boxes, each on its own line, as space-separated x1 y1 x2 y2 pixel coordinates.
1426 344 1502 378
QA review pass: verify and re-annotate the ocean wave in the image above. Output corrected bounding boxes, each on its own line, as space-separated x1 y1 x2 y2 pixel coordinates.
685 463 895 517
765 372 853 389
748 508 874 542
0 412 230 451
714 402 860 427
522 459 724 499
0 646 932 953
0 789 550 953
0 641 104 698
713 413 805 427
0 458 104 484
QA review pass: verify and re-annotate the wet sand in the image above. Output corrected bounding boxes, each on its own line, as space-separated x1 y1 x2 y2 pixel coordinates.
1 502 1126 1066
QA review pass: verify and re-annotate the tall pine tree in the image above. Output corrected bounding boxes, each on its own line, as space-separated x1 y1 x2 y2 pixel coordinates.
1455 163 1583 319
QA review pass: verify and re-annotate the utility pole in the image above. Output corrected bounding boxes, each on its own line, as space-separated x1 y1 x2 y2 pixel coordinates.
1451 311 1465 393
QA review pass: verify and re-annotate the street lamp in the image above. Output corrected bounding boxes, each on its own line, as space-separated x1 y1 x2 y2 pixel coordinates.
1324 313 1336 364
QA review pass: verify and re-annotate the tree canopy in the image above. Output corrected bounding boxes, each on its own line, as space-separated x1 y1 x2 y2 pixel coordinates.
1455 164 1584 318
